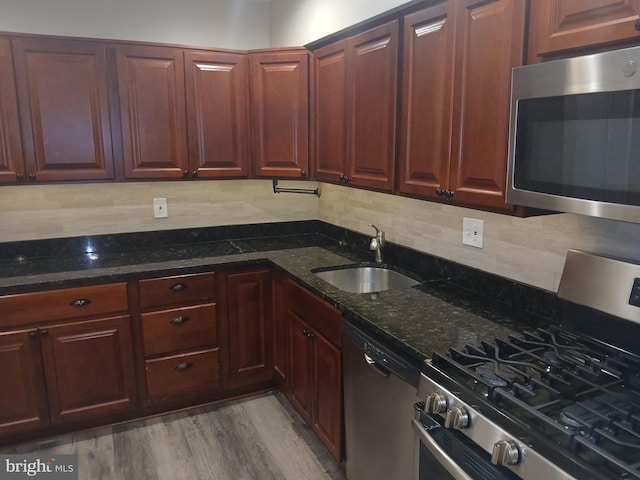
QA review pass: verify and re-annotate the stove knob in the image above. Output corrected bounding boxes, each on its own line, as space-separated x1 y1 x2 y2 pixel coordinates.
444 406 469 430
424 393 447 414
491 440 520 466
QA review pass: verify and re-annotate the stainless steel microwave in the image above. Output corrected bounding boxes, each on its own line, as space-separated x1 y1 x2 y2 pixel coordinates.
506 45 640 223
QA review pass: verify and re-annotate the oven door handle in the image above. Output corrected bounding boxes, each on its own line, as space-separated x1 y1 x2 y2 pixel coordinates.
412 419 473 480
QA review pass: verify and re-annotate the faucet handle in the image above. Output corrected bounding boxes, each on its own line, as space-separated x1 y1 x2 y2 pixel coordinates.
368 224 385 245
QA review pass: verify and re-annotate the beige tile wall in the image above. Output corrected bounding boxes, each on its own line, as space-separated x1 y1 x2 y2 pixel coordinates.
317 183 640 292
0 180 318 242
2 179 639 293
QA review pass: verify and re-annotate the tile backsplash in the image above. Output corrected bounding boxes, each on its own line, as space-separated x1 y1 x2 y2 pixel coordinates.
2 179 639 292
317 183 640 292
0 180 317 242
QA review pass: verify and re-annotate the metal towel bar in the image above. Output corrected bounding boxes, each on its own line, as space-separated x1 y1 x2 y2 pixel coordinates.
272 178 321 197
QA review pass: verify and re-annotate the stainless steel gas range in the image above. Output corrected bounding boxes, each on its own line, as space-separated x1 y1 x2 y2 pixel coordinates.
413 250 640 480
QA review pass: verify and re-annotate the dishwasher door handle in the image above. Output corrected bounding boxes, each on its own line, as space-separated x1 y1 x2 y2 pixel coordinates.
363 353 391 377
412 419 473 480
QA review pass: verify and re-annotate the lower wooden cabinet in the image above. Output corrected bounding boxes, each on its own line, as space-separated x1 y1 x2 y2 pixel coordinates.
137 272 220 403
272 270 289 388
0 329 49 436
226 268 273 386
0 315 136 437
285 280 343 461
289 313 314 419
145 348 220 399
40 316 136 424
1 265 343 458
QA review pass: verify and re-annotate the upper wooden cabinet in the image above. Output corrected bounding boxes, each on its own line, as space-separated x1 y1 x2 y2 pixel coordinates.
312 21 398 191
11 37 115 182
450 0 525 209
116 45 251 180
529 0 640 61
397 3 454 200
115 45 189 179
250 49 309 179
185 51 250 178
398 0 525 210
0 38 24 184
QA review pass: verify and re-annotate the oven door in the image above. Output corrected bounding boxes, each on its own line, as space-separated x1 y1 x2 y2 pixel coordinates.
413 413 520 480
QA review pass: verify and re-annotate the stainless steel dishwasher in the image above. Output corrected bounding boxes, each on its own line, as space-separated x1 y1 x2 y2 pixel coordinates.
343 319 420 480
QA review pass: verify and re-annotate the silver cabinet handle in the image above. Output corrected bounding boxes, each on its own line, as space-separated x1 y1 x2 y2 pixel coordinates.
412 419 473 480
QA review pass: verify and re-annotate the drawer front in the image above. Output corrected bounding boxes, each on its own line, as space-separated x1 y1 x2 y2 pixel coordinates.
142 303 218 356
145 348 220 400
138 272 216 309
287 280 341 346
0 283 128 329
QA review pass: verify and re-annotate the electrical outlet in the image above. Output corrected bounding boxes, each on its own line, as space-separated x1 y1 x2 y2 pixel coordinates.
462 217 483 248
153 198 168 218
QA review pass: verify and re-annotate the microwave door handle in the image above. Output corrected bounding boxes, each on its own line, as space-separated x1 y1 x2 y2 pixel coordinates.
412 419 473 480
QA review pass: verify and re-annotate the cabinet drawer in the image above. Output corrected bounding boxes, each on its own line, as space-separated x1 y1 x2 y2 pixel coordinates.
145 348 220 400
142 303 217 356
138 272 215 309
287 281 341 346
0 283 128 329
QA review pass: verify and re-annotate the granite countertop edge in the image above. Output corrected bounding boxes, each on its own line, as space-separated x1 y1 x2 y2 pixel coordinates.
0 243 548 367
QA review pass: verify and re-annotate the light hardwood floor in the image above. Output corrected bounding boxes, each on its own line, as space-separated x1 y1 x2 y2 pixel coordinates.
1 392 347 480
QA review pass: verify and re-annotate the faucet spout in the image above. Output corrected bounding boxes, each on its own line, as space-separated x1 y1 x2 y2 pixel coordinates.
368 224 385 263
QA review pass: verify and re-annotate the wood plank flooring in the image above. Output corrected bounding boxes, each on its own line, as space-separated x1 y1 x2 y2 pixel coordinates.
1 392 347 480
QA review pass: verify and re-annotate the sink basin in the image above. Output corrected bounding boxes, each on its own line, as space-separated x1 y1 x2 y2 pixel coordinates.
311 264 420 293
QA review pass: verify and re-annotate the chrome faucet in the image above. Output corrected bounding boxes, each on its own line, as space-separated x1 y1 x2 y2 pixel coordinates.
368 224 385 263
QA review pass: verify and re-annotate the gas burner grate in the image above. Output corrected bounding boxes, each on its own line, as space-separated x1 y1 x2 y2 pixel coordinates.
430 325 640 479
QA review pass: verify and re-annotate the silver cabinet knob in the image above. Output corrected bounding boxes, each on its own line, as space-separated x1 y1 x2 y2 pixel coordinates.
424 392 447 414
491 440 520 466
444 406 469 430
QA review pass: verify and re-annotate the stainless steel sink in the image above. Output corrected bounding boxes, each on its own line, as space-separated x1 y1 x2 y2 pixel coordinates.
311 264 420 293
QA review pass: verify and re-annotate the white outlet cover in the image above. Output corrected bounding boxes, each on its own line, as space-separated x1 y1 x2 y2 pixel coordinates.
153 198 168 218
462 217 483 248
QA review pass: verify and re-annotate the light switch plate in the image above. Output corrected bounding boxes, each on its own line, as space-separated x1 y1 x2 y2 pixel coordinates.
153 198 168 218
462 217 483 248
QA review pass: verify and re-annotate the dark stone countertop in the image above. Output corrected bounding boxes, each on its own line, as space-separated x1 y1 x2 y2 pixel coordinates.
0 231 550 366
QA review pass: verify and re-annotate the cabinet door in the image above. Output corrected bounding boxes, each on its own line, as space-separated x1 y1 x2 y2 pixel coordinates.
313 332 342 461
12 37 115 182
448 0 525 209
347 21 398 191
39 315 136 424
0 329 49 436
226 269 273 383
272 271 289 388
529 0 640 60
288 312 313 423
0 37 24 183
185 50 249 178
312 41 348 184
251 50 309 178
397 3 454 199
115 45 188 178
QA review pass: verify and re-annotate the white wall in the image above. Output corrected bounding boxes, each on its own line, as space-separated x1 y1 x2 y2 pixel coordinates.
0 0 270 49
269 0 409 46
